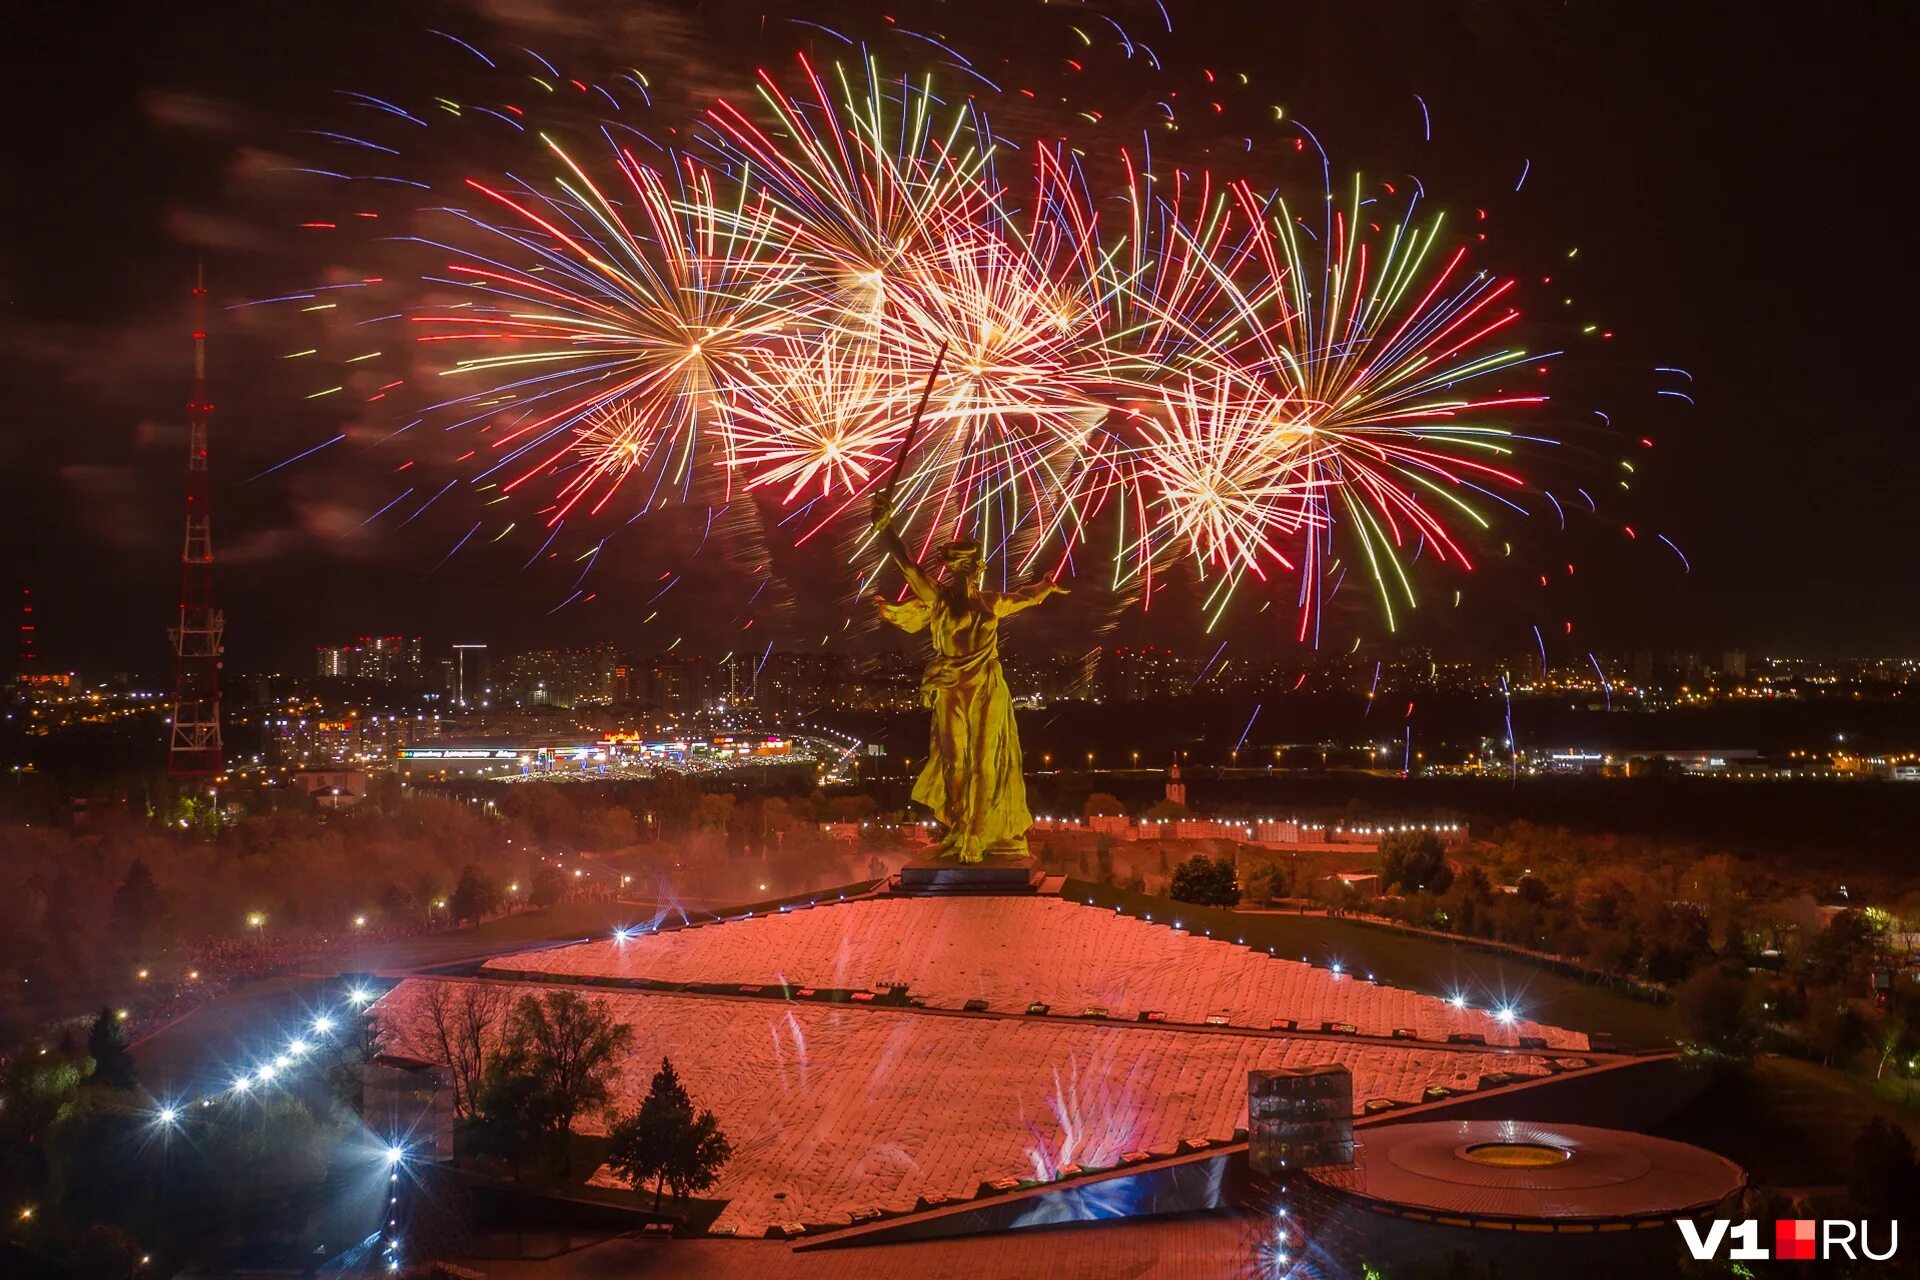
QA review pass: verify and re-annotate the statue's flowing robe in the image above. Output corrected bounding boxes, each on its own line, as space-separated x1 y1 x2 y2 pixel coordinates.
876 587 1031 861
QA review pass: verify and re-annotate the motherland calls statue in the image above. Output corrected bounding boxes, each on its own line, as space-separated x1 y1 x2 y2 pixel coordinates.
870 498 1067 861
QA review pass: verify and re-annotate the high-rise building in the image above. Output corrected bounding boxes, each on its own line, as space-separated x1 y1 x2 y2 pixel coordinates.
353 635 423 684
638 654 719 717
314 636 424 684
499 644 620 708
450 644 490 710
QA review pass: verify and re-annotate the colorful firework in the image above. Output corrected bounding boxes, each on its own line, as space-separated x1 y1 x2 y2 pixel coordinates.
418 141 804 521
264 21 1667 642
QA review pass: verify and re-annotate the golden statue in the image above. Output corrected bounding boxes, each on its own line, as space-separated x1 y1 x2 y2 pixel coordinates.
870 500 1067 861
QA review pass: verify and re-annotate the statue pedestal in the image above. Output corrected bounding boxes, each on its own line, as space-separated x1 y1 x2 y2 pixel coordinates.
896 860 1041 895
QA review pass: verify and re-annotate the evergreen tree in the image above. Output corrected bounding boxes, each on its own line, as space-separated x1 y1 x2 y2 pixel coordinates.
606 1057 732 1211
86 1007 137 1091
109 860 167 963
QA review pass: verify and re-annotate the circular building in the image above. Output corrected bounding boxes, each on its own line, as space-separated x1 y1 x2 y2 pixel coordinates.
1301 1119 1744 1273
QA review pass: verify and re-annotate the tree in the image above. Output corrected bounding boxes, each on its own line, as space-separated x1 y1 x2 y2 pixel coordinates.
108 860 166 960
44 1094 156 1236
449 864 501 924
0 1043 87 1197
466 1062 564 1185
1082 792 1126 819
1674 966 1756 1055
66 1224 142 1280
606 1057 733 1211
177 1093 338 1224
497 992 633 1169
87 1007 137 1091
697 792 737 834
1169 856 1241 908
408 983 513 1117
322 1005 381 1114
1378 831 1454 895
578 805 639 851
1804 986 1865 1067
529 863 566 909
1849 1117 1920 1217
1240 858 1286 907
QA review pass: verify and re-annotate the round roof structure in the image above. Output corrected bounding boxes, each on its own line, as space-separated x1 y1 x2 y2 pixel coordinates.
1319 1119 1743 1224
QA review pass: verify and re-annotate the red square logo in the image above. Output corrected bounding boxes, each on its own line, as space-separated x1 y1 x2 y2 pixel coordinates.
1775 1219 1817 1260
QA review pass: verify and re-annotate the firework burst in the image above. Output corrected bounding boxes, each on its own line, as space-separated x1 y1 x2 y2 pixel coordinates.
264 24 1642 643
418 141 804 521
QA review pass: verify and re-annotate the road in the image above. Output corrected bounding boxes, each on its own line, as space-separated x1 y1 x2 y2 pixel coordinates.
130 896 721 1097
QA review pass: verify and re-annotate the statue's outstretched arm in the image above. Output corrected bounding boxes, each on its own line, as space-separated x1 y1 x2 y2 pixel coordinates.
993 579 1070 617
872 500 936 602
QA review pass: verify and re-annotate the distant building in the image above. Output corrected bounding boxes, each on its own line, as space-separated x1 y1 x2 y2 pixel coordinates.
449 644 490 710
637 653 719 716
1098 646 1196 702
313 635 423 684
500 643 621 709
294 767 368 810
750 651 846 715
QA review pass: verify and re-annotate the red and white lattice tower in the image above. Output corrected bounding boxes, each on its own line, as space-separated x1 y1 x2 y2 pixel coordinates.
167 265 224 776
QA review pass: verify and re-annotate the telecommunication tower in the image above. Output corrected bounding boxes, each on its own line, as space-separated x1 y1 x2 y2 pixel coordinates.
166 266 224 776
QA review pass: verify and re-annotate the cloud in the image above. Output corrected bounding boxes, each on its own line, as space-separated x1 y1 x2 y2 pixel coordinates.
59 464 161 553
144 88 242 134
165 208 276 253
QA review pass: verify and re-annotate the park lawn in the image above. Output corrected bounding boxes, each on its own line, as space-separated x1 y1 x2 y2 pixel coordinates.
1069 879 1678 1048
1658 1054 1920 1187
1239 912 1676 1048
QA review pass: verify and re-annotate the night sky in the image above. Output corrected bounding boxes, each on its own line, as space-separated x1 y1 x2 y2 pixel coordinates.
4 0 1915 678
